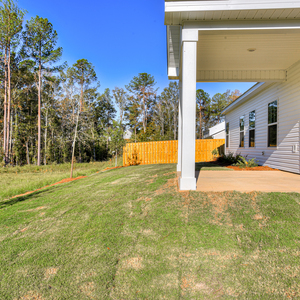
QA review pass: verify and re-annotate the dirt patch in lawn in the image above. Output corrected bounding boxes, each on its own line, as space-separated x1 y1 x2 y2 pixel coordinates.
45 267 58 280
98 166 124 173
122 256 143 270
203 192 238 226
20 291 44 300
181 275 213 295
79 282 95 297
155 177 177 195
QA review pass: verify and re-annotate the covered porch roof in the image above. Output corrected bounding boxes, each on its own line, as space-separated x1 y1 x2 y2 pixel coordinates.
166 0 300 82
166 0 300 191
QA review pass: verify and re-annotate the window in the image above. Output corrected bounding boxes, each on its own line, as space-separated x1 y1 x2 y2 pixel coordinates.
249 110 255 147
226 122 229 148
268 100 277 147
239 116 244 147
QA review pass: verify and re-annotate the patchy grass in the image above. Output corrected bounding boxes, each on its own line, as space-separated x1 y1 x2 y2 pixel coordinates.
196 162 233 171
0 163 299 299
0 159 122 201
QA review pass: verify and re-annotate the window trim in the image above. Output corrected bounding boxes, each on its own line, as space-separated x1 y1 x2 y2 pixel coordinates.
239 115 245 148
267 99 278 148
249 110 256 148
226 122 229 148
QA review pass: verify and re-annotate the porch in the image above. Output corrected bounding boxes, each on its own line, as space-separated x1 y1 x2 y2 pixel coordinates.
196 169 300 193
165 0 300 190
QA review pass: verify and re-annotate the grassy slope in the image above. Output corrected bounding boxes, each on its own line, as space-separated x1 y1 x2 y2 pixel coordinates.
0 159 122 201
0 164 299 299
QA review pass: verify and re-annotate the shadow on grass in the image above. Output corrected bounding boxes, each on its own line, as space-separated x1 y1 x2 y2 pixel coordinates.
0 183 67 209
0 191 43 209
195 162 231 171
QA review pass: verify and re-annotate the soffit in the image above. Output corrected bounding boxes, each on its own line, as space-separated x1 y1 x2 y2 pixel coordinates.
197 30 300 71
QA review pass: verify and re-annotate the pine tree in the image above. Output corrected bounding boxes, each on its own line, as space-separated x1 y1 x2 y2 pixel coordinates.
126 73 157 133
0 0 25 164
22 16 62 165
112 87 128 125
67 59 97 112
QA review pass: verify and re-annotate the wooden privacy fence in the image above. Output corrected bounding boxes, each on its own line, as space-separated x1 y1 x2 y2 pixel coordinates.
123 139 225 166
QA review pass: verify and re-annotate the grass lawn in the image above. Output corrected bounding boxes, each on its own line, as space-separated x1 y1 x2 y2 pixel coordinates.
0 164 299 299
0 159 122 201
195 162 233 171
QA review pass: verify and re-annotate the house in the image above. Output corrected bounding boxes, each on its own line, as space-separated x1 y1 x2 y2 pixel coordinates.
223 65 300 174
165 0 300 190
123 129 133 140
203 122 226 140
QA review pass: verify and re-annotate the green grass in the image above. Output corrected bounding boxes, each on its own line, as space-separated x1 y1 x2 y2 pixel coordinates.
0 159 122 201
0 164 299 299
196 162 233 171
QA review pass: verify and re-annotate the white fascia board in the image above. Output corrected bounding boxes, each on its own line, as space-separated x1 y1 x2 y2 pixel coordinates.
168 67 180 79
167 25 181 79
209 121 225 136
165 1 300 13
183 19 300 31
222 82 273 114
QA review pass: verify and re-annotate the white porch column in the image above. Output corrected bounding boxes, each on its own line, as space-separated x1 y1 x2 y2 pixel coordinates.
177 79 182 172
179 30 198 191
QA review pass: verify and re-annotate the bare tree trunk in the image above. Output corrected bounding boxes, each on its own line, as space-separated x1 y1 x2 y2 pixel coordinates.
91 128 96 162
37 60 42 166
142 90 146 133
93 142 96 162
174 106 177 140
26 140 30 165
71 109 80 178
5 43 11 164
80 84 83 112
15 108 19 165
3 48 7 159
199 107 202 139
44 109 48 165
9 109 13 162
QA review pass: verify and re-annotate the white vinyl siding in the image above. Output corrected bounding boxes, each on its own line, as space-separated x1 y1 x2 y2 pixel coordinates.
225 61 300 174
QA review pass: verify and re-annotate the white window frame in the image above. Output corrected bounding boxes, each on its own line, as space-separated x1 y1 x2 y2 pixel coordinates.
226 122 229 148
267 100 278 148
249 110 256 148
239 115 245 148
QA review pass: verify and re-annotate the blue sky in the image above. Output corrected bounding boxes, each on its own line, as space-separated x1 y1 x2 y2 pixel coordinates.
18 0 254 97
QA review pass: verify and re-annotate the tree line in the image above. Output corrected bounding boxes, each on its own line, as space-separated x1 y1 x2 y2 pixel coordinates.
0 0 240 166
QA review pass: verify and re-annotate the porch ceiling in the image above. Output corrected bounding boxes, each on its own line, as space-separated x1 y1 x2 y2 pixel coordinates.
166 0 300 82
196 29 300 82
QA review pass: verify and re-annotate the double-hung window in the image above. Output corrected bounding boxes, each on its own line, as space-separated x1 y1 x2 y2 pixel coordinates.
239 116 245 147
226 122 229 148
268 100 277 147
249 110 255 147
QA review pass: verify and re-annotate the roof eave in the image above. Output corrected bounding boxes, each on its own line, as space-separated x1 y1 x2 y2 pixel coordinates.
222 82 274 114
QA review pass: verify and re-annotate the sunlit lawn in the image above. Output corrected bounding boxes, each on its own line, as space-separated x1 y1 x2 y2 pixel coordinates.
0 163 299 299
0 159 122 201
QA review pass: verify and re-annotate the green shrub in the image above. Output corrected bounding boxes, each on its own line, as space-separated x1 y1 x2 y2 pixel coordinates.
234 156 259 168
211 148 219 157
217 152 242 165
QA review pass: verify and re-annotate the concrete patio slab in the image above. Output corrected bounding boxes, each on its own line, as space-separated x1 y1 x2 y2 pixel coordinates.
196 170 300 193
